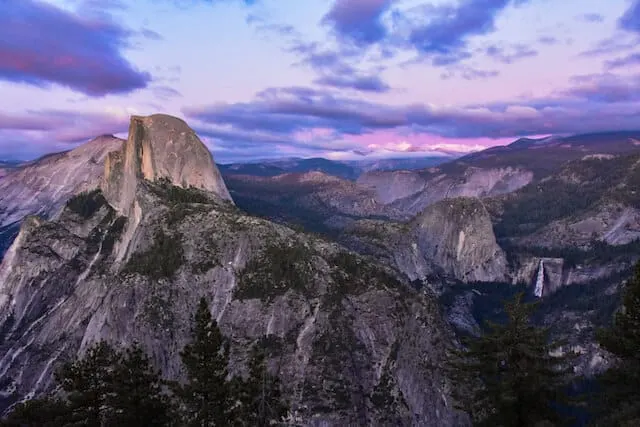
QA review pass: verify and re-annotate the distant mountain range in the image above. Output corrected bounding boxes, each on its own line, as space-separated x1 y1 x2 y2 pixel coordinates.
218 155 458 180
2 153 457 182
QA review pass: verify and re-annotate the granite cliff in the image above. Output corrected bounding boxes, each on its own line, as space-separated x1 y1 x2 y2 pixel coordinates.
359 166 534 215
339 197 508 291
0 135 125 258
0 115 466 426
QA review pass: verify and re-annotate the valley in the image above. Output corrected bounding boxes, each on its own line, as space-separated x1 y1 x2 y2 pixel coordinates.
219 131 640 384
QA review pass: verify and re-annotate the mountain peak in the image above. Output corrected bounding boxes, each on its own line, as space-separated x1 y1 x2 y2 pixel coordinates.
104 113 232 213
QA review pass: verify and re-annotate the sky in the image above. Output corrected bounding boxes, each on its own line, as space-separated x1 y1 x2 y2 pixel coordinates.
1 0 639 163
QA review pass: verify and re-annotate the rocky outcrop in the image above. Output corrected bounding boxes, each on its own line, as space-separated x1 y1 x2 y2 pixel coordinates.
102 114 233 264
0 185 465 426
357 170 428 204
518 202 640 249
401 198 508 284
358 166 533 213
340 197 509 288
103 114 232 215
0 135 124 232
0 115 466 426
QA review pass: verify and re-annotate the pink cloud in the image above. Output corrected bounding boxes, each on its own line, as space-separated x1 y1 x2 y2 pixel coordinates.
342 129 515 154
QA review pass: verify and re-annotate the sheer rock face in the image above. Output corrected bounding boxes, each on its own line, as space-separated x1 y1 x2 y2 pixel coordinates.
340 197 508 288
408 197 507 283
358 166 533 214
102 114 233 263
103 114 232 215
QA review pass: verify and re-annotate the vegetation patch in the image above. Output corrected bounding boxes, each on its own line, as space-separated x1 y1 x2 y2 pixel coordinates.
532 269 627 328
495 154 640 237
371 367 408 418
142 283 177 331
123 228 184 279
0 311 15 346
66 189 107 219
307 316 370 415
326 252 404 305
85 209 118 253
166 203 212 226
101 216 128 255
255 335 286 358
151 177 212 204
235 242 316 301
191 241 222 274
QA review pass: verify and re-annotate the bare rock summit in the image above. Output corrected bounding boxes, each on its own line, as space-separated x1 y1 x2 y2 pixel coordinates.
104 113 232 214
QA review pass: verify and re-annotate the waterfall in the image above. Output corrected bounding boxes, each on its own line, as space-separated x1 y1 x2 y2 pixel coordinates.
534 260 545 298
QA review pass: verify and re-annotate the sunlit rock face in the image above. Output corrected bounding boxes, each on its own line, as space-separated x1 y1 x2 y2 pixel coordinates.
0 135 124 229
103 113 232 215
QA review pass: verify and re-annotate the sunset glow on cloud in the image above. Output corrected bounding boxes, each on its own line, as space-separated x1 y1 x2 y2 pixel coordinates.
0 0 638 162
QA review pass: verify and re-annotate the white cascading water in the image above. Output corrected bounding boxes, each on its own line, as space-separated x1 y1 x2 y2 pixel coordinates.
534 259 545 297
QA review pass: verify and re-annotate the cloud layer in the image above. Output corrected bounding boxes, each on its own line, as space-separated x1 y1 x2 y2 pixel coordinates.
0 0 150 96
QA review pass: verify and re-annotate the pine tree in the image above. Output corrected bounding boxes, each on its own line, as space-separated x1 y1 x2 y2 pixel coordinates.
108 343 173 426
56 340 119 426
594 262 640 425
235 340 288 426
448 292 576 427
0 397 68 427
174 297 233 426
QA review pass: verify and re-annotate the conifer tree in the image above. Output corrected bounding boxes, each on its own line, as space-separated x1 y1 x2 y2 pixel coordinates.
174 297 233 426
109 343 173 426
56 340 119 426
1 340 175 427
235 340 288 426
448 292 575 427
0 397 68 427
594 262 640 425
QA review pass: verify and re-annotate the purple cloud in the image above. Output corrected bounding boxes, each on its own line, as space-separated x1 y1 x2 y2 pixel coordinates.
537 36 559 45
140 28 163 41
605 52 640 69
290 41 393 93
313 74 391 92
407 0 528 62
0 112 66 131
619 0 640 32
0 0 151 96
0 108 131 160
580 13 604 23
563 73 640 103
322 0 395 46
152 86 183 100
579 36 638 57
485 43 538 64
183 71 640 146
5 69 640 163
